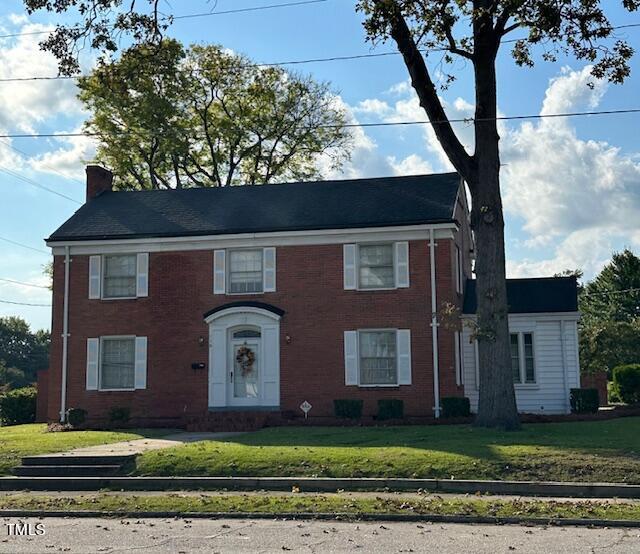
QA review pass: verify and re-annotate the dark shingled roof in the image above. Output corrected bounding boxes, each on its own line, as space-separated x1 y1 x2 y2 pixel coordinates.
47 173 461 242
462 277 579 314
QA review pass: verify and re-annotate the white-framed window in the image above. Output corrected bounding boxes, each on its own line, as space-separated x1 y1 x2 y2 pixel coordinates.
213 247 275 295
228 249 263 294
100 336 136 390
510 332 536 384
359 244 395 289
103 254 137 298
89 253 148 299
86 336 147 391
343 242 409 290
359 330 397 385
344 329 411 387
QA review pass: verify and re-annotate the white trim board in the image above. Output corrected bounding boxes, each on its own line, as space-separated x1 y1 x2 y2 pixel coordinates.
47 223 458 255
462 312 580 322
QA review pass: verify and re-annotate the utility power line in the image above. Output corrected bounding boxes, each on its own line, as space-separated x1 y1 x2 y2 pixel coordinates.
0 298 51 307
0 236 49 255
0 140 85 186
0 277 49 289
1 22 639 84
0 0 328 41
0 165 82 204
0 108 638 139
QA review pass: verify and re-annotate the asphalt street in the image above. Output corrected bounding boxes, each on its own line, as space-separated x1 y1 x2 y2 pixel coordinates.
1 517 639 553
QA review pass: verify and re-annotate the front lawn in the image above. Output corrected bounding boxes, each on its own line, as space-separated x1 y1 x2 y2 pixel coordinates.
136 417 640 483
0 424 168 475
1 492 640 522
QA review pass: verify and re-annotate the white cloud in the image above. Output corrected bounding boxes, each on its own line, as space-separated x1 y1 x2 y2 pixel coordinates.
319 95 434 180
30 134 97 180
387 153 434 176
500 67 640 276
348 66 640 279
540 66 608 116
0 23 84 133
506 229 616 278
7 13 28 26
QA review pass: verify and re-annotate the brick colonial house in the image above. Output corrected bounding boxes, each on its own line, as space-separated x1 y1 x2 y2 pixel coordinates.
42 166 580 428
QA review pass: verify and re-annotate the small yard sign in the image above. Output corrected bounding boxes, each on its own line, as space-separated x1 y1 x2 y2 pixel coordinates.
300 400 312 419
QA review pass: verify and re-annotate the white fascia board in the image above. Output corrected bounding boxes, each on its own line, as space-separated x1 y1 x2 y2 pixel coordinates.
48 223 458 255
461 312 581 322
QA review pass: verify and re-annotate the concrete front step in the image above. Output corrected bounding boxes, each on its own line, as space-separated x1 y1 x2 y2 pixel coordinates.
21 454 136 466
13 465 124 477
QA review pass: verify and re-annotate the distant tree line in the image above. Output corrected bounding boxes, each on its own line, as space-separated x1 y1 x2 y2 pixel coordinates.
0 317 49 391
559 249 640 376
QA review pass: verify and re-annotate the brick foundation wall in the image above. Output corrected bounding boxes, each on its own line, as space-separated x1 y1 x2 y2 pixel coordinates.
48 237 464 424
580 371 608 406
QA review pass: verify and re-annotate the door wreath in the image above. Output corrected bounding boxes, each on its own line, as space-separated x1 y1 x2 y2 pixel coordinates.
236 345 256 377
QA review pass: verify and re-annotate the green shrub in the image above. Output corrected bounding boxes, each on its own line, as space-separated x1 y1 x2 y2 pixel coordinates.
608 380 623 404
377 399 404 420
66 407 87 428
570 388 600 413
109 406 131 425
333 399 363 419
612 364 640 404
441 397 471 418
0 386 37 425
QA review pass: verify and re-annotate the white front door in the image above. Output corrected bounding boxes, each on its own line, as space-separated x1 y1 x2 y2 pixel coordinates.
206 307 281 409
228 330 261 406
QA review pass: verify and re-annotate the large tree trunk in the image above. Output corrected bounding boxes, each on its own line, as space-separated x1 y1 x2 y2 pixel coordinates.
382 1 520 428
470 32 520 430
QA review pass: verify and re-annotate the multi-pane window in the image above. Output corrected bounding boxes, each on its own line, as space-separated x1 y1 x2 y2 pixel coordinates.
359 330 397 385
510 332 536 384
100 337 135 390
103 255 137 298
359 244 394 289
228 250 263 294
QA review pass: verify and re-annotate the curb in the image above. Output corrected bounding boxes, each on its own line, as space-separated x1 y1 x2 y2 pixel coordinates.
0 510 638 528
1 476 639 498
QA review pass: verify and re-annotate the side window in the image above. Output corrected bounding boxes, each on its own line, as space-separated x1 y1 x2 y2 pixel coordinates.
511 332 536 384
100 337 135 390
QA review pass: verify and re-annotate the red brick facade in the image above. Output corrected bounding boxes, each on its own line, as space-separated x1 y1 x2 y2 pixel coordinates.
47 233 469 426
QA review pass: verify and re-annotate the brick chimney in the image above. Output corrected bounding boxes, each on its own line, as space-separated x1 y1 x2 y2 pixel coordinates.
86 165 113 201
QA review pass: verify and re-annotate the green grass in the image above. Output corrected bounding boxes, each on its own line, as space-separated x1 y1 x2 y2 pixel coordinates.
1 492 639 521
136 417 640 483
0 424 169 475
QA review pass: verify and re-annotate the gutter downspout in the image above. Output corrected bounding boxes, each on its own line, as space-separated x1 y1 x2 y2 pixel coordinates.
59 246 70 422
429 229 441 418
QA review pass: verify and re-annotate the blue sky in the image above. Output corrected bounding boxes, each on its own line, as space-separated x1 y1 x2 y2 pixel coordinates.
1 0 639 331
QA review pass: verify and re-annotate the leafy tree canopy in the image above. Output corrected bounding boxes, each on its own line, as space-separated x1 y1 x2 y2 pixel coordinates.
576 249 640 374
78 40 352 189
24 0 168 75
358 1 639 92
0 316 50 388
581 249 640 324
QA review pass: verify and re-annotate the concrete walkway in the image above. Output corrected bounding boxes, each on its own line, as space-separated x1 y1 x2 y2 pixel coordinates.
30 431 246 458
